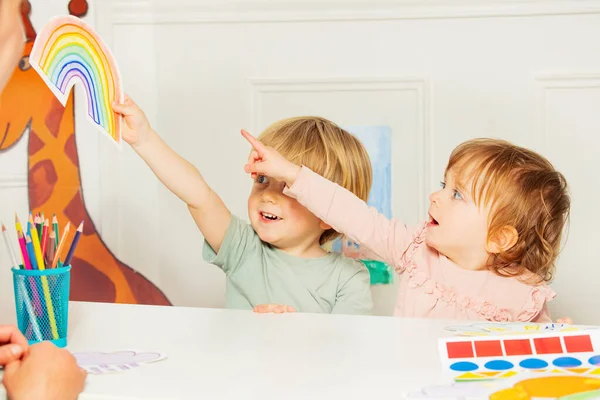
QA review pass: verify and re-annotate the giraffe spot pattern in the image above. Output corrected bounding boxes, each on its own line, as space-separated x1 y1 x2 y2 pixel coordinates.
68 0 89 17
28 128 45 155
29 160 57 209
64 191 95 236
64 133 79 167
69 256 116 302
44 97 64 139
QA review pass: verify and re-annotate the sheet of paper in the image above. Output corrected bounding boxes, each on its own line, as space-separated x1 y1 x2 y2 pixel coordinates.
439 331 600 382
29 15 124 148
406 381 498 399
408 374 600 399
73 350 166 375
444 322 599 337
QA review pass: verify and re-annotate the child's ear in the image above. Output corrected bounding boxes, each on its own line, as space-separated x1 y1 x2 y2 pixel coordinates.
319 220 332 230
486 225 518 254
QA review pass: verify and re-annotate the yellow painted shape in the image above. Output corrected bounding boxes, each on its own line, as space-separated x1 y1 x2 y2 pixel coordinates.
568 368 593 374
499 371 518 378
491 376 600 399
455 372 487 381
524 325 541 331
491 387 529 400
481 371 501 377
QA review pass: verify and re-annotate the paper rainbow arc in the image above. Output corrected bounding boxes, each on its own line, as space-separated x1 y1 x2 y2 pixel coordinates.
30 15 123 146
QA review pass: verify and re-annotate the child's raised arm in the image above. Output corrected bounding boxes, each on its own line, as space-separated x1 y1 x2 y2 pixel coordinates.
241 130 414 267
113 96 230 252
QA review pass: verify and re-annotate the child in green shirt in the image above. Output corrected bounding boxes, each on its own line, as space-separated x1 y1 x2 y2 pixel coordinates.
113 97 374 314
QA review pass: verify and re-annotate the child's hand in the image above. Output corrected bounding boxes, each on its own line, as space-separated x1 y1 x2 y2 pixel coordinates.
556 317 573 324
253 304 297 314
112 95 152 148
241 129 301 187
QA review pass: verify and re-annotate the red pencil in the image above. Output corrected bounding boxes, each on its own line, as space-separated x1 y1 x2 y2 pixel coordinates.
40 218 49 263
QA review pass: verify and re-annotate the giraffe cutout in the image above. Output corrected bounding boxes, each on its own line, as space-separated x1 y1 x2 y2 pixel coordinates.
0 0 171 306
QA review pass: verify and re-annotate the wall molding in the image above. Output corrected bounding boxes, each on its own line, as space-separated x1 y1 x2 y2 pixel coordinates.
109 0 600 24
0 176 28 189
534 73 600 150
249 77 432 217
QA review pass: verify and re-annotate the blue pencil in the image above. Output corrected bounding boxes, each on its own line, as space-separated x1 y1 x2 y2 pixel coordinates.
25 234 38 270
63 222 83 267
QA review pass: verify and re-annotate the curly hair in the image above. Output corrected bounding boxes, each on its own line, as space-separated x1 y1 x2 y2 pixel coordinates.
258 116 372 244
446 138 570 283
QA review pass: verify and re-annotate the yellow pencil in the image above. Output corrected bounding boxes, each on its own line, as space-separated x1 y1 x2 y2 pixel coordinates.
15 213 23 234
28 215 59 340
28 215 45 270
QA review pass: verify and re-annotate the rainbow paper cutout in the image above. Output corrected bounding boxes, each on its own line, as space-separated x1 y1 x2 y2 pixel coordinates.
30 15 123 147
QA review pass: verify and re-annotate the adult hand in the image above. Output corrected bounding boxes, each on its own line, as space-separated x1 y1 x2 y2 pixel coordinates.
0 325 28 366
2 341 87 400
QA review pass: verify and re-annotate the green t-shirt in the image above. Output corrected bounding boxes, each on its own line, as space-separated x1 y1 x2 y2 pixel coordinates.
203 215 373 315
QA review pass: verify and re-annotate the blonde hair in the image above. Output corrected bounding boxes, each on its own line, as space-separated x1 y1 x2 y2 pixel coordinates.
258 116 372 244
446 138 570 283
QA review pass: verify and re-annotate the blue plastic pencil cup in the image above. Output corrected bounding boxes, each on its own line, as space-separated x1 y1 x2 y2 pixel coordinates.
12 265 71 348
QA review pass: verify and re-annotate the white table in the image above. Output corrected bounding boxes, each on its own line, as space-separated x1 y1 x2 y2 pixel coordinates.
1 301 460 399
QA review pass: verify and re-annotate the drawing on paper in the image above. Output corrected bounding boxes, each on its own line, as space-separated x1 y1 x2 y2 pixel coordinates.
445 322 600 337
323 126 393 285
73 350 167 375
439 331 600 382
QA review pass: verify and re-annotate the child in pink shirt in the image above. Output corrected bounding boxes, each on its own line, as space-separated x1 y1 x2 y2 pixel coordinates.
242 131 571 322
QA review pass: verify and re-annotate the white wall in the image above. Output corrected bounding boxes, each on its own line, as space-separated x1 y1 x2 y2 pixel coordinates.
2 0 600 324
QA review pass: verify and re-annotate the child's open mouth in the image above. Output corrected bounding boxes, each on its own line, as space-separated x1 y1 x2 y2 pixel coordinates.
428 214 439 226
260 212 281 222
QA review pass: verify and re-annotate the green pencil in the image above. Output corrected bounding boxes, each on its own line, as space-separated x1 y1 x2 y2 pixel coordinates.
36 214 42 241
52 214 59 251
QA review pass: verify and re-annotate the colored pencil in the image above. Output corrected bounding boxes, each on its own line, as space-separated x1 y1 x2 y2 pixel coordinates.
52 214 59 251
28 215 45 270
46 230 55 267
7 224 42 341
5 227 43 341
25 235 38 270
35 215 42 241
24 235 43 316
14 213 25 266
52 222 70 269
26 224 59 340
16 230 32 270
18 282 42 341
2 223 19 270
40 219 49 264
15 213 23 234
17 231 43 316
63 222 83 267
37 265 58 340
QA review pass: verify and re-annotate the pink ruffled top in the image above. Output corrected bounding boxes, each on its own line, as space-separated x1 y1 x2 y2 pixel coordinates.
284 166 555 322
